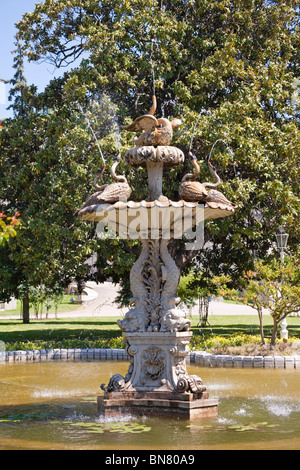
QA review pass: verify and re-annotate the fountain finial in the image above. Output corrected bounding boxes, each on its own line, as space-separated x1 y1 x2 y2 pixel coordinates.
122 95 182 147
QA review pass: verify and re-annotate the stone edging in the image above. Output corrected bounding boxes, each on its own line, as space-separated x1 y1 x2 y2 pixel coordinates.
190 351 300 369
0 348 128 363
0 348 300 369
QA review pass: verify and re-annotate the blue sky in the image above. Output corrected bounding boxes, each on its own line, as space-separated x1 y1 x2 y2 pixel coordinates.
0 0 81 118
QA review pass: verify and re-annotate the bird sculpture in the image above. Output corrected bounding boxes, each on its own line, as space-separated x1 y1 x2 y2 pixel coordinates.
80 155 132 211
122 95 182 147
179 153 233 207
205 188 234 207
179 153 214 201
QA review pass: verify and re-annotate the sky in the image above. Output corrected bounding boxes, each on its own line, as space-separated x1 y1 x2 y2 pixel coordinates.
0 0 82 118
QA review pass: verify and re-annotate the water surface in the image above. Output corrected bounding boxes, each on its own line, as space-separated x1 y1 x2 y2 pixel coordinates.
0 361 299 450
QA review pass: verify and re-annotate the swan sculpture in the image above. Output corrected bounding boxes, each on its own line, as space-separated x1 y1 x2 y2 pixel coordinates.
121 95 182 147
179 153 233 206
179 153 218 201
80 155 131 209
205 188 234 206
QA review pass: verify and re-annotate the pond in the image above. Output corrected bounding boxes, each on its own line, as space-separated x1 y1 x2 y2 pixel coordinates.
0 361 299 450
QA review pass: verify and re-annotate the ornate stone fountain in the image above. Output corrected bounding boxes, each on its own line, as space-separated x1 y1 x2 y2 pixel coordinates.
78 96 234 418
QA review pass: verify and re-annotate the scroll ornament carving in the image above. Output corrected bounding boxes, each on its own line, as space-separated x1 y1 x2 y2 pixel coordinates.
101 342 135 392
124 146 184 169
176 373 207 394
142 240 163 332
101 374 126 393
176 375 207 394
174 359 206 394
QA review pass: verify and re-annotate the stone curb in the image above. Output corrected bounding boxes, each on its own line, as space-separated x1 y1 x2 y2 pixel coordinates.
189 351 300 369
0 349 299 369
0 348 129 363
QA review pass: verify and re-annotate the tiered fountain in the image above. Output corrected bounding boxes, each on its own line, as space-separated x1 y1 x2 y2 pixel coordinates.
78 95 235 419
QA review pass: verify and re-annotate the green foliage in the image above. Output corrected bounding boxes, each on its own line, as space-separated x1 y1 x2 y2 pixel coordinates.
0 211 21 246
1 0 299 311
190 331 300 356
215 256 300 345
177 271 199 307
190 332 259 351
64 421 151 434
177 269 224 306
4 336 125 352
187 422 279 433
16 284 65 318
242 258 300 345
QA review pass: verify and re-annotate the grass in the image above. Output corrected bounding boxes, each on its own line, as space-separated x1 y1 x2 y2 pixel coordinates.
195 314 300 338
0 314 299 355
0 316 123 350
0 296 82 318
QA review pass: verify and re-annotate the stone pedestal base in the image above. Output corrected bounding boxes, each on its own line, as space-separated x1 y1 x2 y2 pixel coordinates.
123 332 194 392
99 331 218 419
98 391 218 419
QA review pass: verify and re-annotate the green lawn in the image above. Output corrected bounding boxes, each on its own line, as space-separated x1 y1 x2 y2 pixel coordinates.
197 314 300 339
0 296 82 318
0 316 123 350
0 314 299 352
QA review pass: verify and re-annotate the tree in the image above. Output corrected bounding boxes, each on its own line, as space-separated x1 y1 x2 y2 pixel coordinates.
3 0 300 306
217 257 300 346
0 38 101 322
243 258 300 346
177 269 222 327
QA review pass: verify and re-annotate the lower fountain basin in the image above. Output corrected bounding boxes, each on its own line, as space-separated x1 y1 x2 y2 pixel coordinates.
0 360 299 450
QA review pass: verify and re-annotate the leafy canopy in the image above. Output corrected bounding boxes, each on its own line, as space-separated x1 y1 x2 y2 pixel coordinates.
0 0 299 310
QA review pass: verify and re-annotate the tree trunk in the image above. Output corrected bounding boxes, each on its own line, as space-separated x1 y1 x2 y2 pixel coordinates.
271 318 278 347
198 295 210 328
257 306 265 345
22 294 30 324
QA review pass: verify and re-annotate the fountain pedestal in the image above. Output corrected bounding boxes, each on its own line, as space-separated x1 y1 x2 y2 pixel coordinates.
98 331 218 418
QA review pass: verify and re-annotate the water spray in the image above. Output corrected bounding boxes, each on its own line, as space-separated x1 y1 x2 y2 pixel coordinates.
188 111 204 152
77 103 106 167
208 139 234 163
207 139 240 177
150 38 157 97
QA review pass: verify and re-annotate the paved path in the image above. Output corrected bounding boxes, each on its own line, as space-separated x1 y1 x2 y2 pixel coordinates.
0 282 268 320
69 282 128 318
72 282 269 317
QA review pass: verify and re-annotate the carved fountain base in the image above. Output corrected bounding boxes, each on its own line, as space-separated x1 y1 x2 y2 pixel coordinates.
98 331 218 419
